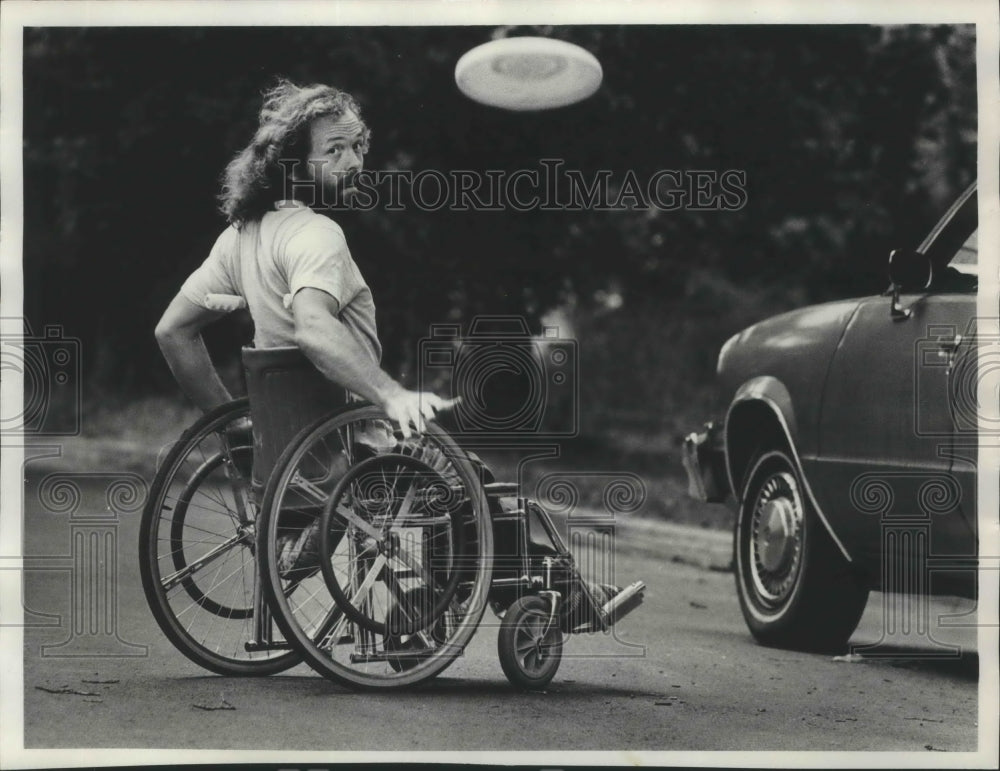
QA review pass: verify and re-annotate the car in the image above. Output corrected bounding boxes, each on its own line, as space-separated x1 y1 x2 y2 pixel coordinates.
682 182 979 652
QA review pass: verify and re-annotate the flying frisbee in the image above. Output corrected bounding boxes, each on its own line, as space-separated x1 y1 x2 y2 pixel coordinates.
455 37 603 111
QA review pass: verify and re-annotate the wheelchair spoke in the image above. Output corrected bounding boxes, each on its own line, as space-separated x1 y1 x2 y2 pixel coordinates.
388 471 417 528
158 519 238 542
161 532 247 590
162 492 237 522
171 550 249 617
141 399 299 675
293 473 384 542
331 502 383 542
257 405 492 687
346 553 388 607
317 611 352 652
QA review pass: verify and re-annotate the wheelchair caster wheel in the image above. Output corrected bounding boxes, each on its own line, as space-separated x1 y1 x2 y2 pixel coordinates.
498 595 563 690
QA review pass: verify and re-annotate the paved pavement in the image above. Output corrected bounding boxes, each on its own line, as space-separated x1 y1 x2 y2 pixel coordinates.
4 441 992 765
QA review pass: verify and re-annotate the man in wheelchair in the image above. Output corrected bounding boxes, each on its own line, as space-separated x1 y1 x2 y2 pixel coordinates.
155 80 448 434
155 81 457 568
155 79 628 635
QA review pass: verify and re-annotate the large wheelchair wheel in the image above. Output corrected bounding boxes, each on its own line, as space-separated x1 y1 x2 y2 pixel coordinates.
258 403 493 689
139 398 300 676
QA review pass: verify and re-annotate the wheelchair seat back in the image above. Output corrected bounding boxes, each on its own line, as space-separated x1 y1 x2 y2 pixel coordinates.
242 346 347 493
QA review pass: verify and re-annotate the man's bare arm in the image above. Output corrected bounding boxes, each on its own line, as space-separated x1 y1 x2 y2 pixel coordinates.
155 294 232 412
292 288 451 437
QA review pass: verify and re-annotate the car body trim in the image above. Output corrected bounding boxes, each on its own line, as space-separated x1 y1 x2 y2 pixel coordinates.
918 181 976 255
725 392 853 563
808 454 953 471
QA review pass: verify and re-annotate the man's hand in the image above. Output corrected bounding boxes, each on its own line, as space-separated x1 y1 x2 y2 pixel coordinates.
381 390 460 438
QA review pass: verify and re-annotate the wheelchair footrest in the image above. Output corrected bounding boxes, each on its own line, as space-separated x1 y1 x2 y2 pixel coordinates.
568 580 646 634
601 580 645 627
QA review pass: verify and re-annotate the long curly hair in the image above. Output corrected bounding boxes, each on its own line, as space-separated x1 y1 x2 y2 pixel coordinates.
218 79 371 225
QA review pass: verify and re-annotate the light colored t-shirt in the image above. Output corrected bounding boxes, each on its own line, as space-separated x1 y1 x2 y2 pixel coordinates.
180 202 381 363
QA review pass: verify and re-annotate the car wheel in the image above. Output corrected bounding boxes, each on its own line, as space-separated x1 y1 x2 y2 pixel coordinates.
735 449 869 652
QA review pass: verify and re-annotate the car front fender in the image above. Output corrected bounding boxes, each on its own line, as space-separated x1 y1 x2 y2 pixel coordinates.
725 376 798 491
724 378 853 563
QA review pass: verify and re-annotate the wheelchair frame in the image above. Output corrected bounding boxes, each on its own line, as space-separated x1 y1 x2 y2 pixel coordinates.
140 351 644 690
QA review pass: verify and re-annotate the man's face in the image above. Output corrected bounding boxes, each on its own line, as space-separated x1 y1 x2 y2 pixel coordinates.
301 109 368 203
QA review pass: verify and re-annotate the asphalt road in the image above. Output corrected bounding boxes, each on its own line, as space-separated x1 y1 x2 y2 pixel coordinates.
17 468 981 756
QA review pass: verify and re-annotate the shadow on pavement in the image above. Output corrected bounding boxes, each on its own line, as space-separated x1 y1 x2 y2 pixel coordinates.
163 672 672 699
851 647 979 681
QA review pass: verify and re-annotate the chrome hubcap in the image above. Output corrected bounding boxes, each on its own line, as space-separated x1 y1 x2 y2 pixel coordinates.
758 498 796 572
749 471 803 606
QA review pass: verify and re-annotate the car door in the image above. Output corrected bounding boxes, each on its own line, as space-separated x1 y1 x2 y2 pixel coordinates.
808 189 978 591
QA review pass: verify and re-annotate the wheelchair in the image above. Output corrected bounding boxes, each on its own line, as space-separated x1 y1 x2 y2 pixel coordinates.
140 347 645 690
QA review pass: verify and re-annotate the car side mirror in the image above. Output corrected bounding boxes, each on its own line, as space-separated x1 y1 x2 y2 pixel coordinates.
887 248 933 321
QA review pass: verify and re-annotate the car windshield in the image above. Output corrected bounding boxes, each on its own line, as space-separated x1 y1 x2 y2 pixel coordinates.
950 227 978 276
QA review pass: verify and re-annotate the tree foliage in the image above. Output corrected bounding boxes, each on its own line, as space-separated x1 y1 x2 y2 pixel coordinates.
22 25 975 406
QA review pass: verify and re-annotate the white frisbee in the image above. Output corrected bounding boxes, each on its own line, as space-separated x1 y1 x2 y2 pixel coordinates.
455 37 603 111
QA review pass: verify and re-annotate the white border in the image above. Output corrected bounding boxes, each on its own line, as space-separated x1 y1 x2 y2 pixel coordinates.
0 0 997 26
0 3 27 767
2 0 998 768
974 6 1000 771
